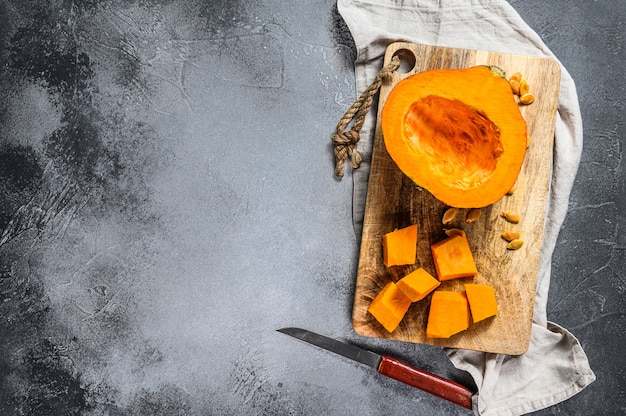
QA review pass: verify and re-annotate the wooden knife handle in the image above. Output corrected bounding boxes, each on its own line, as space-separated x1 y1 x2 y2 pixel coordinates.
378 355 474 409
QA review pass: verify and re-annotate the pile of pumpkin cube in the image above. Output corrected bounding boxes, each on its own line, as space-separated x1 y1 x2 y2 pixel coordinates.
368 224 498 338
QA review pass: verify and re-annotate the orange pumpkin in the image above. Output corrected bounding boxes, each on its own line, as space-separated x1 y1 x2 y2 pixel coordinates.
426 291 470 338
431 233 478 281
367 282 412 333
396 267 440 302
381 66 528 208
465 283 498 323
382 224 418 267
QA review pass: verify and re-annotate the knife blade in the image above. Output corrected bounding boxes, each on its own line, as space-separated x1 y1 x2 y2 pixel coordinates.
277 327 474 410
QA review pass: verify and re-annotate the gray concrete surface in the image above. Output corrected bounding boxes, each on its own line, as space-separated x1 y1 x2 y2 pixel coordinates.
0 0 623 414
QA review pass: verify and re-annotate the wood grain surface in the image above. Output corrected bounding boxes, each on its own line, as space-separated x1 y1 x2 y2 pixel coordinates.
352 42 561 355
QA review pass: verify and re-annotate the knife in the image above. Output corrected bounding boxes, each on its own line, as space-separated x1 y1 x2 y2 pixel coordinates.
277 327 474 410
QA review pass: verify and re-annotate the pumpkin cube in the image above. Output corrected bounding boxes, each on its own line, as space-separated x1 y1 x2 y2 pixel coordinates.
426 291 470 338
465 283 498 323
431 233 477 280
382 224 418 267
367 282 412 333
396 267 440 302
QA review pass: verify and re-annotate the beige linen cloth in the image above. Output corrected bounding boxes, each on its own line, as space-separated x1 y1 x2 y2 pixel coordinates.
337 0 596 414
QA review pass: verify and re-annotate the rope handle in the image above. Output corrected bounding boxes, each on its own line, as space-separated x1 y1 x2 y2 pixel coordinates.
331 55 401 177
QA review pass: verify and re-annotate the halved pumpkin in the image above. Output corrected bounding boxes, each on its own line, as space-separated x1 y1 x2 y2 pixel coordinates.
381 66 527 208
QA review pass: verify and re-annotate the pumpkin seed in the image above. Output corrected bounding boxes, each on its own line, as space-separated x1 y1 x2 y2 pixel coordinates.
509 72 522 83
501 231 521 241
501 211 520 223
442 207 458 224
465 208 481 223
519 79 530 96
509 79 520 95
445 228 465 237
507 239 524 250
519 93 535 105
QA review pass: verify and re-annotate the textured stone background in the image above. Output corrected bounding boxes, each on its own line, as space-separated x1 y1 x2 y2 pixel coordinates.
0 1 624 415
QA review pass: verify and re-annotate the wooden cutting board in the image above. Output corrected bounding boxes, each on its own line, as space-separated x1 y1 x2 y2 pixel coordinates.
352 42 561 355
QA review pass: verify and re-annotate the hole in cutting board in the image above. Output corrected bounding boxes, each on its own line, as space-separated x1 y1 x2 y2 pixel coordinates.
392 48 417 74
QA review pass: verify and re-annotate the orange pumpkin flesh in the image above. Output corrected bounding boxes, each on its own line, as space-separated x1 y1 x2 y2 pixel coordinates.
431 233 478 281
396 267 440 302
367 282 412 333
465 283 499 323
382 224 418 267
382 66 528 208
426 291 470 338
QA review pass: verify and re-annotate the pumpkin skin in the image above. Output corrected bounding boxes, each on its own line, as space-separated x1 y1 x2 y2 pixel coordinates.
381 66 527 208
